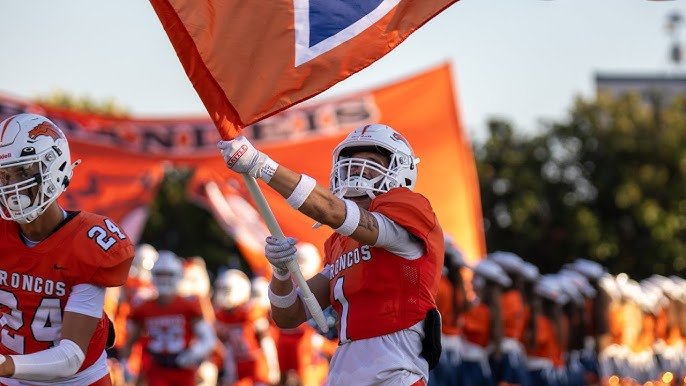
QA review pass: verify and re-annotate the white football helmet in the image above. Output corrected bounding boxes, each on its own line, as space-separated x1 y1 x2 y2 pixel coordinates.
151 250 184 297
251 276 270 310
330 124 419 199
130 244 159 281
213 269 251 310
0 113 79 223
178 257 211 298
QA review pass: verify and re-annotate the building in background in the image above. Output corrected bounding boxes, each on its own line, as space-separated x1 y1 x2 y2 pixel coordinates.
595 73 686 104
596 10 686 105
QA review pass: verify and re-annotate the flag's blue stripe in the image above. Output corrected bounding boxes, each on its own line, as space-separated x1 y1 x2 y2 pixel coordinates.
309 0 384 47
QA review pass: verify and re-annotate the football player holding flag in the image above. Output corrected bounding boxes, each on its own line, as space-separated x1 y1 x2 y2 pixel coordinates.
219 123 444 386
0 113 134 385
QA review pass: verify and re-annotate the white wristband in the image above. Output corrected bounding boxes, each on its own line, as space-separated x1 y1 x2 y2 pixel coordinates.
334 199 360 236
286 175 317 209
260 158 279 183
268 285 298 308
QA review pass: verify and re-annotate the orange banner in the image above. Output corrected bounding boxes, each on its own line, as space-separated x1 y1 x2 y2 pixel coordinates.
252 63 486 266
187 64 486 270
0 63 485 271
59 140 166 243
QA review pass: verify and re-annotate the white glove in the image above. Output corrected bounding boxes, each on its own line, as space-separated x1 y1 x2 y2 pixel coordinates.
217 136 278 182
176 347 203 368
265 236 297 276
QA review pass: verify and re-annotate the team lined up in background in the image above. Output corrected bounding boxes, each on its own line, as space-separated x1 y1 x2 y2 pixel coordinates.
109 239 686 386
108 243 336 386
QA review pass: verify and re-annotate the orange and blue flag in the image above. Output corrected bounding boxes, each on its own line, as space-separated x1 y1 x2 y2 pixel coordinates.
149 0 459 139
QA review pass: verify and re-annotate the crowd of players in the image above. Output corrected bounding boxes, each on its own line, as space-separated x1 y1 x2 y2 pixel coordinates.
106 243 336 386
106 240 686 386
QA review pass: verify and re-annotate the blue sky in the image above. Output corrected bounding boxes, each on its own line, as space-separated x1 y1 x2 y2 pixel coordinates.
1 0 683 141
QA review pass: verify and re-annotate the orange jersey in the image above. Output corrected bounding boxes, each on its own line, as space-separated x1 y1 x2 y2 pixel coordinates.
436 276 465 336
668 326 683 346
501 289 526 340
608 303 624 345
0 212 133 370
324 188 444 342
113 276 156 348
635 313 655 352
462 303 491 347
526 315 562 366
655 307 668 341
277 325 335 386
214 305 270 383
129 295 203 355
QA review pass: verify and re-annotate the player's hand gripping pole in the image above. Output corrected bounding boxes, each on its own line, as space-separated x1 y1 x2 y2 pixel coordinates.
241 175 329 333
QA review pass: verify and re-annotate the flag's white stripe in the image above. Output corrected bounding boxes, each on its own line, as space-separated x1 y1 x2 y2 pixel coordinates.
294 0 401 67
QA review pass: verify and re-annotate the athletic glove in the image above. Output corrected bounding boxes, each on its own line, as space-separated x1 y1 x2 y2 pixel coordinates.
265 236 298 277
217 136 278 182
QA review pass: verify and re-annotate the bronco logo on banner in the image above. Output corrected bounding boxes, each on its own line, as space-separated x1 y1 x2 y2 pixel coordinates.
0 64 485 272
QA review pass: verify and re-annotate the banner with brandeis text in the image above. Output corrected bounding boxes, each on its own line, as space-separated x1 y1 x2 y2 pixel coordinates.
0 63 485 272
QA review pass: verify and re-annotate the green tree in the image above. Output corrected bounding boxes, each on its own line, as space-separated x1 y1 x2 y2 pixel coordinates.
477 93 686 278
35 90 130 117
138 168 246 278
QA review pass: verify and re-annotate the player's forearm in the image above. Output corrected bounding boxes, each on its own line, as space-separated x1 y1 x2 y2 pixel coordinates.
269 278 307 328
0 355 13 378
270 301 307 328
6 339 85 380
267 166 346 228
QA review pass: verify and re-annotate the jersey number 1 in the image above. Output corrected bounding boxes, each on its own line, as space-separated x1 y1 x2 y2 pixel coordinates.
333 277 350 343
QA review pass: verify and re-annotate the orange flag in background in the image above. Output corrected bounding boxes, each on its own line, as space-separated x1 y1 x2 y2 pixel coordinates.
251 64 486 266
149 0 459 139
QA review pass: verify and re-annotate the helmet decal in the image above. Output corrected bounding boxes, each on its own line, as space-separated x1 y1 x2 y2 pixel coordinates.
28 121 63 142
